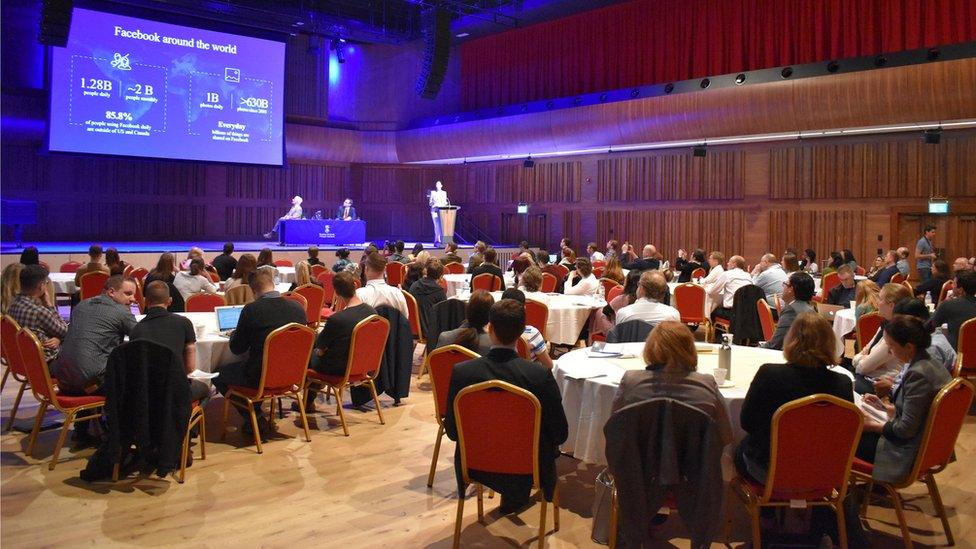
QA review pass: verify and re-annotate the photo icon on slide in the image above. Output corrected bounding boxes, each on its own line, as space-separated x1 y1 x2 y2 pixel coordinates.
224 67 241 83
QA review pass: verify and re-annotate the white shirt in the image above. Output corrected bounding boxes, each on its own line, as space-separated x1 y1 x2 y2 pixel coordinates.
284 204 303 219
566 273 600 296
706 267 753 309
173 271 217 301
701 264 724 285
429 189 449 208
590 251 605 262
615 298 681 327
753 264 788 303
356 279 409 319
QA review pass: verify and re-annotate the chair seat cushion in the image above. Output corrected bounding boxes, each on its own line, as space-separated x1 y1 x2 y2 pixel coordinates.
306 369 368 386
852 457 874 474
228 385 295 399
321 308 334 319
738 476 836 501
55 393 106 408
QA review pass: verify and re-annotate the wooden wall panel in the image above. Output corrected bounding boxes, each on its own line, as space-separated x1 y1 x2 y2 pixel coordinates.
225 163 348 202
596 210 744 258
768 210 868 266
597 150 743 202
284 35 328 120
501 212 548 246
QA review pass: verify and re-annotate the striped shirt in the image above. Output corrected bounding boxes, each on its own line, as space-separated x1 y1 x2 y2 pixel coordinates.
7 294 68 361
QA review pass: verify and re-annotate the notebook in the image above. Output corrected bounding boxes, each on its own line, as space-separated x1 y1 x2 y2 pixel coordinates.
214 305 245 333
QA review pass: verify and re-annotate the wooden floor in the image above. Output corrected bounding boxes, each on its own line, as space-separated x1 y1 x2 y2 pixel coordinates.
2 363 975 548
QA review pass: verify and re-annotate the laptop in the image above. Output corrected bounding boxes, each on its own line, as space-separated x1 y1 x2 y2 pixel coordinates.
214 305 245 335
817 303 845 319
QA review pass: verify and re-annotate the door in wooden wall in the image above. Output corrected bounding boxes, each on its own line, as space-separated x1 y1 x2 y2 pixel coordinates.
896 214 952 280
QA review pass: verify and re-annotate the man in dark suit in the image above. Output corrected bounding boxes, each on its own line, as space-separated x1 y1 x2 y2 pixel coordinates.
762 271 816 350
213 271 306 436
870 249 901 286
469 247 507 290
336 198 357 220
444 299 568 513
622 244 661 272
826 264 857 306
211 242 237 281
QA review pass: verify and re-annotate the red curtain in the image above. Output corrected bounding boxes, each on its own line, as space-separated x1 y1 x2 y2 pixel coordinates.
459 0 976 110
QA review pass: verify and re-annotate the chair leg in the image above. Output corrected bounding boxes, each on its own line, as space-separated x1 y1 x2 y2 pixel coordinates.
609 488 618 549
4 381 27 431
49 409 76 471
835 501 848 549
247 402 263 454
220 395 231 441
427 424 444 488
749 504 762 549
26 401 49 457
0 365 10 391
476 483 484 523
883 484 912 549
453 491 466 549
295 392 311 442
553 484 560 532
923 475 954 546
334 386 349 436
367 380 385 424
538 499 548 548
198 409 207 461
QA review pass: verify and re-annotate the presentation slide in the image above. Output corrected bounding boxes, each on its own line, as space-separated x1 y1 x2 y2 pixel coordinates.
48 8 285 165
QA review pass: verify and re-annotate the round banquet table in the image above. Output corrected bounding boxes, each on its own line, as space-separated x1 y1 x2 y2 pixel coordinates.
134 311 245 375
277 267 296 284
457 291 605 345
833 307 857 342
49 272 77 294
553 342 854 466
443 273 516 297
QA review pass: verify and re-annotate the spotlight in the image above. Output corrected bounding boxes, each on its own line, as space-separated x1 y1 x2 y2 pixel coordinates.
927 48 941 61
599 93 607 102
826 61 839 73
330 38 347 63
780 67 793 78
573 97 583 105
693 145 707 157
923 128 942 144
630 88 640 97
523 157 535 168
546 101 554 109
699 78 710 89
734 73 746 85
874 55 887 67
520 104 528 112
664 83 674 94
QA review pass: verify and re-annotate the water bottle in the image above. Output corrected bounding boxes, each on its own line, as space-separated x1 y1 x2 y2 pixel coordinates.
925 291 933 308
462 277 470 296
718 333 732 376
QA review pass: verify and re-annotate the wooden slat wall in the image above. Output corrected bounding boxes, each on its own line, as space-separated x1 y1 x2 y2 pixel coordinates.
501 212 549 246
597 151 743 202
768 210 868 265
597 210 744 256
284 35 328 119
769 135 976 200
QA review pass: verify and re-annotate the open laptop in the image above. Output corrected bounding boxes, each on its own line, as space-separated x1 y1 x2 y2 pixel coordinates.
817 303 845 320
214 305 245 336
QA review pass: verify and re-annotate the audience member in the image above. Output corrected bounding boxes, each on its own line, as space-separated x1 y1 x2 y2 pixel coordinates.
443 299 568 513
104 247 127 276
854 280 880 320
607 269 642 316
618 242 639 265
225 253 257 291
781 252 801 274
855 315 951 484
706 255 752 323
414 250 432 267
146 253 185 312
566 257 599 297
443 242 463 265
852 283 912 393
735 313 853 483
823 251 845 275
173 258 218 301
622 245 660 272
842 249 858 272
751 253 788 303
587 242 605 262
306 245 323 267
332 248 353 273
212 242 237 281
391 240 408 264
615 270 679 327
675 248 706 283
408 243 425 262
1 263 24 314
602 256 625 285
559 246 577 268
929 269 976 350
212 271 306 436
402 262 424 292
356 252 409 319
180 247 204 270
518 266 549 305
895 246 910 277
915 224 937 282
18 246 40 266
466 241 487 273
605 240 621 260
469 247 506 290
826 264 857 306
409 259 447 333
952 257 970 272
801 248 818 274
129 281 210 402
509 250 533 276
7 264 68 362
73 244 110 285
762 272 815 350
700 251 725 285
53 275 138 395
913 259 950 305
869 250 900 285
436 290 494 355
255 248 279 281
500 288 553 370
879 300 956 387
865 255 884 279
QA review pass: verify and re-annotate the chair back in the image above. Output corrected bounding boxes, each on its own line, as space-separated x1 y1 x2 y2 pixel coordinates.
344 315 391 382
593 267 605 279
954 318 975 378
16 329 58 405
444 262 465 275
224 285 254 305
592 260 606 269
553 264 569 279
79 271 110 300
901 280 913 294
310 264 327 279
540 272 558 293
691 267 706 279
273 259 294 267
910 378 974 479
132 278 146 314
757 299 775 341
606 285 624 303
471 273 499 292
939 279 954 304
890 272 906 284
256 323 315 396
524 299 549 339
184 293 226 312
59 261 82 273
293 284 326 326
130 267 149 284
282 292 309 312
765 394 862 502
315 271 336 305
454 380 541 485
673 283 706 323
855 266 865 276
401 290 423 340
600 278 622 297
820 271 840 300
385 262 406 287
204 269 220 283
122 264 134 277
516 336 531 359
426 345 479 423
1 315 24 375
856 312 883 350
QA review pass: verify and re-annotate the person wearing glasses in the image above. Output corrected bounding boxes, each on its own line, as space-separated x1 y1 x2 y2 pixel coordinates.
761 272 816 350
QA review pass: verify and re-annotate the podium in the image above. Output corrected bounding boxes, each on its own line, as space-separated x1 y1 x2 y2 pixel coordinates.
438 206 460 245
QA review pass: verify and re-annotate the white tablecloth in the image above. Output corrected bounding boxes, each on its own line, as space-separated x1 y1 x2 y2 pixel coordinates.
444 273 516 297
553 342 851 465
134 312 244 374
49 272 77 294
458 291 605 345
833 308 856 341
277 267 296 284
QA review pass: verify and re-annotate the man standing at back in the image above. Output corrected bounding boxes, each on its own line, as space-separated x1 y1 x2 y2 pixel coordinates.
916 224 937 282
212 242 237 281
213 271 306 436
444 299 568 514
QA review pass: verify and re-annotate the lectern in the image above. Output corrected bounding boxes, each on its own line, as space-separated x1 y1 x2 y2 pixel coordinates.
438 206 460 246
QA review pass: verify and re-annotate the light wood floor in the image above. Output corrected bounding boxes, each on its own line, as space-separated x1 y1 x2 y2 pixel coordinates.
2 366 974 548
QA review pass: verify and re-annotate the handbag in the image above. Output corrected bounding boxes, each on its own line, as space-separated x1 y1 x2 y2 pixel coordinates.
591 468 615 545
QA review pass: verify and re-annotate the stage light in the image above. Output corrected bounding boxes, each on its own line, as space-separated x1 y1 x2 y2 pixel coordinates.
734 74 746 85
664 83 674 94
630 88 640 97
693 145 707 157
330 38 347 63
927 48 940 61
780 67 793 78
599 93 607 102
826 61 839 73
699 78 710 89
923 128 942 144
523 157 535 168
874 55 887 67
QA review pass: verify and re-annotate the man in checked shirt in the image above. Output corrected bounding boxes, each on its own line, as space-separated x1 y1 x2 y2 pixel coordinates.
7 264 68 362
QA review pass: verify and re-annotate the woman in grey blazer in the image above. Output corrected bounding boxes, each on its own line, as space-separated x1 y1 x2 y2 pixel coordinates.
857 315 952 484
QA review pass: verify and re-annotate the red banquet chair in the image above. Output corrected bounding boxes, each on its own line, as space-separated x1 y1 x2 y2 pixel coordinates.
444 262 465 275
855 312 883 351
184 293 226 313
402 290 423 345
1 315 29 432
59 261 82 273
691 267 707 279
452 380 560 548
386 262 406 287
606 285 624 303
729 394 862 549
471 273 501 292
304 315 390 437
756 299 775 342
672 283 712 341
273 259 294 267
220 323 315 454
423 344 480 487
130 267 149 285
819 271 840 301
310 264 327 279
593 267 605 279
293 284 326 328
540 272 558 293
282 291 309 313
524 299 549 340
890 272 906 285
938 279 954 304
19 329 107 470
952 317 975 379
600 278 622 298
316 271 336 307
852 378 975 547
552 264 570 279
78 271 110 301
855 266 866 276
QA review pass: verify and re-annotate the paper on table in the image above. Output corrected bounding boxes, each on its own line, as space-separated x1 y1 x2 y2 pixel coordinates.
188 369 219 380
557 360 613 380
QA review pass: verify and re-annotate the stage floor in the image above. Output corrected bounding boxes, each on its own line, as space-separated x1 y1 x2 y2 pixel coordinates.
0 240 477 255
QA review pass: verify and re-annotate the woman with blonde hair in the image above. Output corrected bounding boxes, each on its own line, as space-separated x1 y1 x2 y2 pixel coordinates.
851 282 912 393
602 256 625 285
854 279 880 320
610 321 733 445
735 312 854 482
1 263 24 314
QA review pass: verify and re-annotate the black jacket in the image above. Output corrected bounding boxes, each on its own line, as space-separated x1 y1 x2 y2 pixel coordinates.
145 273 185 312
350 305 413 405
913 275 949 305
229 293 307 386
408 278 447 336
675 259 705 283
606 319 654 344
444 348 569 501
622 257 660 272
826 283 856 306
469 263 506 290
211 253 237 281
729 284 767 346
425 298 467 356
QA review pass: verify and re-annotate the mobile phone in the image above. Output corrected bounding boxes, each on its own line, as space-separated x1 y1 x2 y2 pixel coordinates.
591 341 606 352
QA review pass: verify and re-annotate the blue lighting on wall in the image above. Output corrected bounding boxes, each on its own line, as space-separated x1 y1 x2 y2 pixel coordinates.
329 52 340 86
